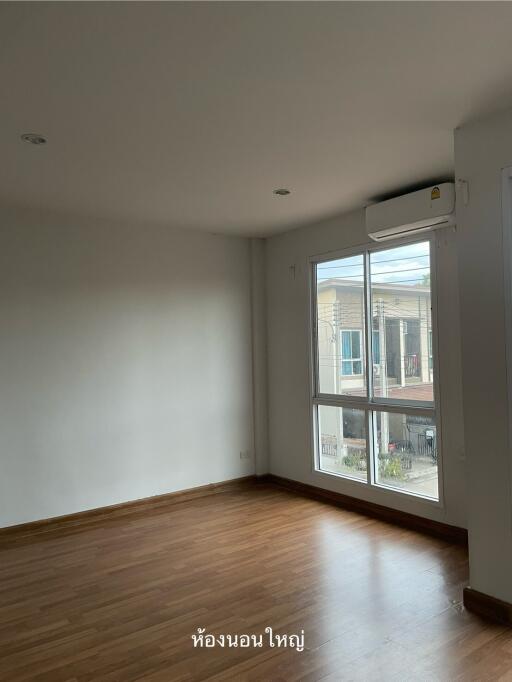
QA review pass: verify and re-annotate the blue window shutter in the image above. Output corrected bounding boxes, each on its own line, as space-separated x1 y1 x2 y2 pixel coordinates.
342 331 351 358
351 331 360 357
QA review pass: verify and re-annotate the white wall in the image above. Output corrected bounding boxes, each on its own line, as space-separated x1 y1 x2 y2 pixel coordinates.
0 206 255 528
266 209 466 527
455 110 512 602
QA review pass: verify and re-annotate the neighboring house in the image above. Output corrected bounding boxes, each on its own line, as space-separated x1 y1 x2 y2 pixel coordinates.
317 278 436 481
317 278 433 399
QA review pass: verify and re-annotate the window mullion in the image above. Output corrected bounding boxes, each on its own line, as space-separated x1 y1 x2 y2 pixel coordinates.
367 409 376 485
363 250 374 483
363 251 373 402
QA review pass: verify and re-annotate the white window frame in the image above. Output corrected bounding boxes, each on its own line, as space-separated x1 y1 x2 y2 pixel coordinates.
310 233 443 505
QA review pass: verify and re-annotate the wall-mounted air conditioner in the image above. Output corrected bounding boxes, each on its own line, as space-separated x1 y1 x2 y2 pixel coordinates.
365 182 455 242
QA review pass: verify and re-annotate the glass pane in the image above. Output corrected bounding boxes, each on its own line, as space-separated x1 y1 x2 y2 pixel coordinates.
318 405 367 481
351 331 361 358
342 360 352 376
316 255 366 396
370 241 433 404
373 411 438 499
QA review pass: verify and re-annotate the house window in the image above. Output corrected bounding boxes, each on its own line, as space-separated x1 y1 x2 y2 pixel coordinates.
312 239 439 500
341 330 362 375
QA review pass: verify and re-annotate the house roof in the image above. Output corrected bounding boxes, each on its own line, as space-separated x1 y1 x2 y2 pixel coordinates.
348 383 434 402
318 278 430 296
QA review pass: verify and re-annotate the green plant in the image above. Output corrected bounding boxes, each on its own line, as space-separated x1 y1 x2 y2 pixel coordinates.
379 456 405 480
343 450 367 471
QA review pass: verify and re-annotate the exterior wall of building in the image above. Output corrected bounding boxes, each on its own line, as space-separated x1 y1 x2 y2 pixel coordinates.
317 281 431 397
317 287 338 395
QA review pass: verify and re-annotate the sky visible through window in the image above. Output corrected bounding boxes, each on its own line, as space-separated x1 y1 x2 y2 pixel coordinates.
317 241 430 287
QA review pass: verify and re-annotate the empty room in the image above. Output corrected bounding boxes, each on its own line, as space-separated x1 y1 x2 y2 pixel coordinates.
3 1 512 680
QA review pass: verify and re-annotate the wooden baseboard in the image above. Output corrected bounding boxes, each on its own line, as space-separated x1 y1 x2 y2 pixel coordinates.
0 475 258 543
259 473 468 546
463 587 512 625
2 471 468 548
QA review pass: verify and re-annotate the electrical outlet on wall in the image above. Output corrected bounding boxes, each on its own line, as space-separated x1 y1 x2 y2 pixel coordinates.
239 450 252 460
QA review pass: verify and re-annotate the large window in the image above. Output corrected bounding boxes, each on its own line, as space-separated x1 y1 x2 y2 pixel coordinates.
313 239 439 500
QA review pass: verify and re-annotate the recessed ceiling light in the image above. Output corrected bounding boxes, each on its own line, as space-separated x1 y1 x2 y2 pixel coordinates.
273 188 291 196
21 133 47 145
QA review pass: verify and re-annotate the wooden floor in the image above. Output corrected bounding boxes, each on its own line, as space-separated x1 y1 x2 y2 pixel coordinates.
1 483 511 682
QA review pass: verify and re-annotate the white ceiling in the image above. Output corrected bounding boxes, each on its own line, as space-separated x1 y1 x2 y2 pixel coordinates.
2 2 512 237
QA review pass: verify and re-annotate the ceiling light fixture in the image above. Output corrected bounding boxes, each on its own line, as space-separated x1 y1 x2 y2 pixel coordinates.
273 188 291 196
21 133 47 145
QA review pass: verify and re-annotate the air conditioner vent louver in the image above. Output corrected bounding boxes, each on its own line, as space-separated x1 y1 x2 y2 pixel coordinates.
365 183 455 242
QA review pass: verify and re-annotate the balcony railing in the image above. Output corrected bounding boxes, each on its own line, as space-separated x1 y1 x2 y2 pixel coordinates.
321 435 337 457
404 353 420 378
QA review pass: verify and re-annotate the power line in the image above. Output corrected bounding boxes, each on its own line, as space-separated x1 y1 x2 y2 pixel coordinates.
317 272 428 282
317 300 431 307
318 266 429 280
317 254 429 270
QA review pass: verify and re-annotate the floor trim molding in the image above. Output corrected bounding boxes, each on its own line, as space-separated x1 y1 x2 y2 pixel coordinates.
260 473 468 545
2 472 468 548
463 587 512 625
0 475 257 542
